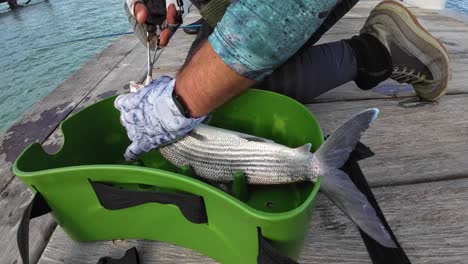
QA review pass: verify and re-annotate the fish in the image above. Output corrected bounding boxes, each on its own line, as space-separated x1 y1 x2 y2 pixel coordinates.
159 108 396 248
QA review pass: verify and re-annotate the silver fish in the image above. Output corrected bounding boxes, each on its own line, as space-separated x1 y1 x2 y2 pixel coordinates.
160 108 396 248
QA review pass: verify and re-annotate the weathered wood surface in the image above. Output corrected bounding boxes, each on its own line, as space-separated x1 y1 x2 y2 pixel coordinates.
330 14 468 33
0 36 140 264
313 56 468 103
310 6 468 103
0 36 138 191
42 11 200 152
0 179 57 264
3 1 467 263
42 43 148 152
38 178 468 264
308 94 468 187
0 11 201 264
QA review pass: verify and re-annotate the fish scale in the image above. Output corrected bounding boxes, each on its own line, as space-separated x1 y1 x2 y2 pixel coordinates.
158 108 398 248
159 124 314 184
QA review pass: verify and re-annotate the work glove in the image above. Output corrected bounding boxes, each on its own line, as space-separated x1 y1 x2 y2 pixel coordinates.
125 0 182 48
115 76 205 161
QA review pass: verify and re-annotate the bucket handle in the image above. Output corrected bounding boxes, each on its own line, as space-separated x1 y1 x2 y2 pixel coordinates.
17 192 140 264
17 192 51 264
90 181 208 224
17 182 207 264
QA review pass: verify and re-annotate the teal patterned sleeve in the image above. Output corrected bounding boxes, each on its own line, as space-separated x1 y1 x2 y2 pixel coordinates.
208 0 339 81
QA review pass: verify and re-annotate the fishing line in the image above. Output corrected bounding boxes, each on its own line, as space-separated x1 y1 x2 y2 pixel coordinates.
36 24 202 50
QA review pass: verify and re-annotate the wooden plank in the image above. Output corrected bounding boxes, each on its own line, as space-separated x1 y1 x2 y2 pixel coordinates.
338 0 463 19
148 11 468 104
317 30 468 55
0 179 57 264
42 43 148 152
302 178 468 263
38 178 468 264
307 93 468 187
0 35 139 192
0 36 139 264
309 17 468 102
42 13 199 152
0 11 199 264
20 4 468 264
327 16 468 34
312 55 468 103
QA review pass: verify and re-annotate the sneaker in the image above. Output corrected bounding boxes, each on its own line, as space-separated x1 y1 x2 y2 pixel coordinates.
360 1 451 101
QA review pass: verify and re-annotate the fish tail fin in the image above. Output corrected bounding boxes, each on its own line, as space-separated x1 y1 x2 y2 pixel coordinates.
312 108 397 248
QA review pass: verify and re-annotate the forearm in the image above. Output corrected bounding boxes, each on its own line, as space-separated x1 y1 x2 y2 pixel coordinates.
175 41 255 117
175 0 340 117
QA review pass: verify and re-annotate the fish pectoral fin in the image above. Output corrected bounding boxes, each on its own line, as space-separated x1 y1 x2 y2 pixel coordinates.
295 143 312 153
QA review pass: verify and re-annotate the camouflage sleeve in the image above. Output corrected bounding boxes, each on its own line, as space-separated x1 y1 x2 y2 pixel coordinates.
208 0 339 81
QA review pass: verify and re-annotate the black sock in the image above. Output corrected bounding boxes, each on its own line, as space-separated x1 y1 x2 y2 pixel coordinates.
344 33 392 90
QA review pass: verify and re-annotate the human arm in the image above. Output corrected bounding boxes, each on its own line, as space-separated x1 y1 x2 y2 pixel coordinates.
175 41 254 117
116 0 339 160
175 0 340 116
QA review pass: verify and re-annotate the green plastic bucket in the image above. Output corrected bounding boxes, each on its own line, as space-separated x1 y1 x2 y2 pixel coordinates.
14 89 324 263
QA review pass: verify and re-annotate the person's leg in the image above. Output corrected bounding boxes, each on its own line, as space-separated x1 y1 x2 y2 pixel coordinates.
257 0 361 102
256 40 358 102
303 0 360 50
259 0 450 102
184 1 449 102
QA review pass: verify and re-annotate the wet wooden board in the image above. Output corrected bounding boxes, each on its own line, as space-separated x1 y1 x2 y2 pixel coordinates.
0 179 57 264
307 93 468 187
156 10 468 104
6 1 468 264
42 12 199 152
310 27 468 102
318 29 468 55
328 15 468 34
0 36 139 192
1 13 199 264
304 55 468 103
38 178 468 264
0 36 140 264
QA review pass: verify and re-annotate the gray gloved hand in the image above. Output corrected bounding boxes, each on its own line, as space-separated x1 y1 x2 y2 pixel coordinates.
115 76 206 161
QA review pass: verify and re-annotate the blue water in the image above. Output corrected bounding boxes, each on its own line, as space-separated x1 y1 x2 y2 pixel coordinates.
447 0 468 15
0 0 128 133
0 0 466 134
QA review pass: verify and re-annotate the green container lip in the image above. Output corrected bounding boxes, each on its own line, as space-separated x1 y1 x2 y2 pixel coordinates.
13 89 323 222
13 159 321 221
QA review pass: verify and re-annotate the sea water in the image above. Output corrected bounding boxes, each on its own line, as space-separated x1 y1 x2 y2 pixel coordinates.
0 0 128 133
0 0 466 133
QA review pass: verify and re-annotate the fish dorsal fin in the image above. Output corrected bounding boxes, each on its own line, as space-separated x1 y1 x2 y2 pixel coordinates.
295 143 312 153
189 131 208 141
241 136 271 143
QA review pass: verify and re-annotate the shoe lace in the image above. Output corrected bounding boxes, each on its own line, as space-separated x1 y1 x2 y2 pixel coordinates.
391 67 427 84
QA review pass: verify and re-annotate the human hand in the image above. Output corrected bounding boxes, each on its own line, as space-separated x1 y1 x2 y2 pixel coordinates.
159 3 181 46
115 76 205 161
130 1 181 46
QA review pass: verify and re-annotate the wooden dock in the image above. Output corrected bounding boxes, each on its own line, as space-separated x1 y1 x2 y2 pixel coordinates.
1 1 468 263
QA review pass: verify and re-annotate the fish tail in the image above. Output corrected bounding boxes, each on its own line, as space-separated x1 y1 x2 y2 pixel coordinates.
312 108 397 248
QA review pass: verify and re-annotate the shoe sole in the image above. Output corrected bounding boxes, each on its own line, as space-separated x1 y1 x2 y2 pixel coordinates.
373 1 451 101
